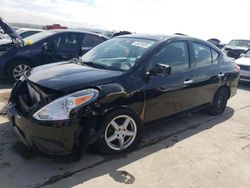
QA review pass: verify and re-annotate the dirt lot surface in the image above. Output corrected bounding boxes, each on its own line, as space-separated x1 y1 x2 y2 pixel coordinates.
0 81 249 188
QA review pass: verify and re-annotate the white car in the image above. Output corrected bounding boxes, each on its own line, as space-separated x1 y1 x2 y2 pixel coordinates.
236 50 250 81
0 28 42 45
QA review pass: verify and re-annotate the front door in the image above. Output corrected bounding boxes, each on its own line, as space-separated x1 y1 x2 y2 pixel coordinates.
41 33 82 64
144 41 196 122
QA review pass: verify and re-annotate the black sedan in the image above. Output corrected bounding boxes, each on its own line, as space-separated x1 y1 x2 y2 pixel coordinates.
7 34 240 160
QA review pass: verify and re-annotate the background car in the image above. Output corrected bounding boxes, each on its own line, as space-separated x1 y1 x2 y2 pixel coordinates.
0 30 108 82
207 38 225 49
7 34 240 159
235 50 250 81
223 39 250 59
0 17 109 82
0 28 42 45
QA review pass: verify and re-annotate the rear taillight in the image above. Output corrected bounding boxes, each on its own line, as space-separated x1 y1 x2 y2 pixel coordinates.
235 65 240 72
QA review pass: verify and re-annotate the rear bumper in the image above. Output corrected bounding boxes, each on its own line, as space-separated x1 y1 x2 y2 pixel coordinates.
7 103 80 155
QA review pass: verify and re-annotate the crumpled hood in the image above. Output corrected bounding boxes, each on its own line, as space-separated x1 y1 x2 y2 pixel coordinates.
0 18 23 43
236 57 250 66
225 45 249 51
26 62 123 93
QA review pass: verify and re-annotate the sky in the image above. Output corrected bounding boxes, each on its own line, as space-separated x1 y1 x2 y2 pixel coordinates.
1 0 250 42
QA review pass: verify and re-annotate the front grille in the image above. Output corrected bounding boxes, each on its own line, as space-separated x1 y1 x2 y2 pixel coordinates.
27 83 41 104
11 78 63 115
239 65 250 70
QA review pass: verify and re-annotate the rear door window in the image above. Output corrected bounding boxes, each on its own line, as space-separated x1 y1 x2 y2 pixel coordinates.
192 43 213 67
211 49 219 63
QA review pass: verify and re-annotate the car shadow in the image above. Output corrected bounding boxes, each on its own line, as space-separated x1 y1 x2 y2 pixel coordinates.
0 106 235 188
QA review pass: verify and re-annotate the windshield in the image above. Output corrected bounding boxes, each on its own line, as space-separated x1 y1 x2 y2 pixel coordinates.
81 37 156 71
228 40 250 48
23 31 54 44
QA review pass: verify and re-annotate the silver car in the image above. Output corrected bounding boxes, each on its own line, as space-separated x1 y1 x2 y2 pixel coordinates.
236 50 250 81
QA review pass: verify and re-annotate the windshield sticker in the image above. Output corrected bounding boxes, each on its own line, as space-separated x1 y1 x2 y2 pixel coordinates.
132 41 152 48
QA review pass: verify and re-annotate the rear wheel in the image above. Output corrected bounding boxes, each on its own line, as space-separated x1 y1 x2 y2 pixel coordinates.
7 60 31 83
207 87 229 115
95 109 143 154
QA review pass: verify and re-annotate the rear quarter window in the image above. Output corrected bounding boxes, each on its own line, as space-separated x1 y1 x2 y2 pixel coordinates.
192 42 220 67
211 49 220 63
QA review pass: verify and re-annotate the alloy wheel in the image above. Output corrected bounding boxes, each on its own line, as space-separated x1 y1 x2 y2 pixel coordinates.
104 115 137 151
13 64 30 80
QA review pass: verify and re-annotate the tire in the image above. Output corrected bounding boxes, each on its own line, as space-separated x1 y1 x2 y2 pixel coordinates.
207 87 229 115
7 60 31 83
95 108 144 154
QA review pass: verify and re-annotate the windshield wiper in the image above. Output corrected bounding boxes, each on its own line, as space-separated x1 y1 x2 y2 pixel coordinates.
82 61 111 70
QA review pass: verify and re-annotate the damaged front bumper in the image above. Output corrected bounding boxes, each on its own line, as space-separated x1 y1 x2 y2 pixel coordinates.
7 102 79 155
7 79 100 156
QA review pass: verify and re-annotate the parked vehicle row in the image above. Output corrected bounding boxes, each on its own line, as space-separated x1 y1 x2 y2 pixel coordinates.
235 50 250 81
0 18 109 82
223 39 250 59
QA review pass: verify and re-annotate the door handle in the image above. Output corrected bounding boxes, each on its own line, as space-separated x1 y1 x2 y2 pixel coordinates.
218 73 225 77
184 79 194 85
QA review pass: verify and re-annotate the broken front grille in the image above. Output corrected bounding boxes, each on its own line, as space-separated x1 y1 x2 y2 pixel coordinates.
27 83 41 104
10 78 64 115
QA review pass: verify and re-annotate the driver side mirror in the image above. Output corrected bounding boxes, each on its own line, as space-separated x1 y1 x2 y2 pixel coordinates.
146 64 171 78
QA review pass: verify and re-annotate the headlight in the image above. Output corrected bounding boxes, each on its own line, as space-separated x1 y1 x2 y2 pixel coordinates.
33 89 99 121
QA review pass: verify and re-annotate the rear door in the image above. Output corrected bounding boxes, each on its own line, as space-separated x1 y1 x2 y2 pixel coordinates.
144 40 196 122
191 42 222 106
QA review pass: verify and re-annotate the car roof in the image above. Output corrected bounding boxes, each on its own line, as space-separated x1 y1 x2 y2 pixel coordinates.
117 34 221 51
229 39 250 41
17 28 43 32
47 29 109 39
117 34 198 41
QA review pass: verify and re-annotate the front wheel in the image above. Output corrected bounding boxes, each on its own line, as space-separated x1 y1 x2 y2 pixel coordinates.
7 61 31 83
95 109 143 154
207 87 229 115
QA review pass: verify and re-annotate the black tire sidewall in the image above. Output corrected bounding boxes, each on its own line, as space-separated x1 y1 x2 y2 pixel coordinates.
96 108 144 154
209 88 228 115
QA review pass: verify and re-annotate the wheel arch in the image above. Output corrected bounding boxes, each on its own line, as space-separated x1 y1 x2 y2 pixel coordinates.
218 84 231 99
5 56 34 76
73 105 143 159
